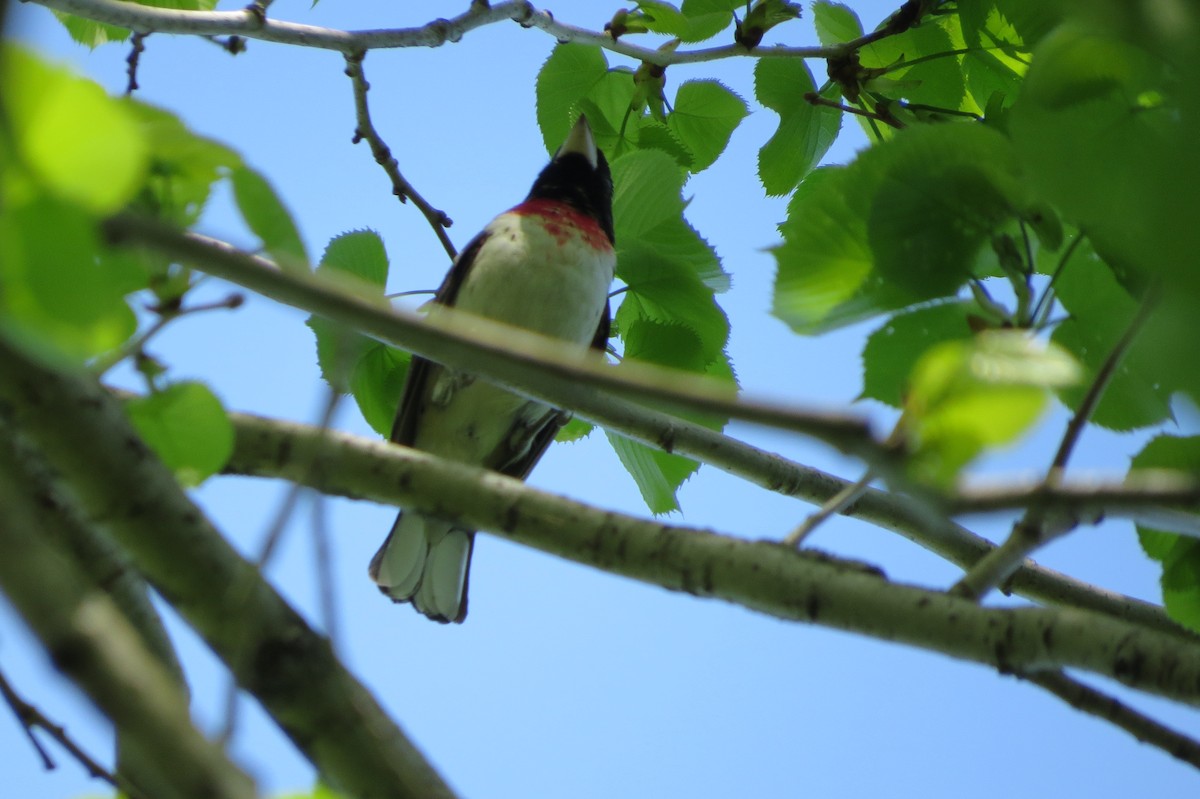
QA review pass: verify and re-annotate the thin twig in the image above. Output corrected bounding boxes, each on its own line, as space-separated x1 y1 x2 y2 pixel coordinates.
1023 669 1200 770
1030 232 1085 327
804 92 905 128
952 292 1159 600
0 666 146 798
124 31 147 95
785 469 876 547
312 491 340 647
344 52 457 261
91 293 244 377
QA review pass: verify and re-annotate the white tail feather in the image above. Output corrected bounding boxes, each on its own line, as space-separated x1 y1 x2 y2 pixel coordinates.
370 513 472 623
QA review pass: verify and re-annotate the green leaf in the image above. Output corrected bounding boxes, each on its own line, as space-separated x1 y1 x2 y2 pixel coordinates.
813 1 862 45
861 301 975 407
556 416 595 443
1132 436 1200 633
667 80 747 172
902 331 1079 484
616 253 728 363
536 44 610 154
3 47 148 213
605 431 698 514
867 124 1023 298
678 0 742 42
755 58 841 195
124 381 234 487
735 0 803 48
1009 23 1192 290
52 12 130 47
307 231 392 391
1049 245 1171 431
612 148 729 293
319 229 389 288
631 2 690 36
349 345 411 437
623 318 708 373
772 167 891 334
854 14 966 135
636 122 695 169
772 125 1022 333
51 0 218 46
230 165 308 271
772 126 1019 334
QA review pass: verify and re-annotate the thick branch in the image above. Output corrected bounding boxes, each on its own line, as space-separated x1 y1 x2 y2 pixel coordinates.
224 413 1200 706
1 419 188 797
0 336 458 799
101 219 1188 639
0 437 254 799
103 214 906 477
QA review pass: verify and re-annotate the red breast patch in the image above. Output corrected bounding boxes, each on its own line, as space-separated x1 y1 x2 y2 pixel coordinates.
510 199 612 252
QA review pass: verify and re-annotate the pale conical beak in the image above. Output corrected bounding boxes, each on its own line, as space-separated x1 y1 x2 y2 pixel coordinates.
556 115 599 169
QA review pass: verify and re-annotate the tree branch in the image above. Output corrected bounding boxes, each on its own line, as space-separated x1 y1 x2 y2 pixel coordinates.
101 217 1190 639
26 0 861 63
102 214 909 479
343 51 457 260
222 411 1200 707
1022 669 1200 770
953 294 1158 600
0 436 254 799
0 336 459 799
0 667 142 797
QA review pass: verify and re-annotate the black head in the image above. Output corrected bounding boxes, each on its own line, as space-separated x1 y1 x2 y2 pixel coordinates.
527 116 615 244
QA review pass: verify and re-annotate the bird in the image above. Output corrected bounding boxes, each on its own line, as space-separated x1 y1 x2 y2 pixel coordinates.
369 116 616 623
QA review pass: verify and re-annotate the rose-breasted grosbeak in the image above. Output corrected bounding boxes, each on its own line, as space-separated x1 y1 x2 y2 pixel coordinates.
369 116 615 623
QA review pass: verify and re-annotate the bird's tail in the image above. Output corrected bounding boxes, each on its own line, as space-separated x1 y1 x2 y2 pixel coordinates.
369 511 474 624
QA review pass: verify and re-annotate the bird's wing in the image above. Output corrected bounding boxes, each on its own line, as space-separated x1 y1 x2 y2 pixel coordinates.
389 231 490 447
496 297 612 480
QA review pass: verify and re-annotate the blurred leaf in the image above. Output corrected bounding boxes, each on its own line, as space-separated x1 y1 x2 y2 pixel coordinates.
755 58 841 195
903 331 1079 483
772 166 890 334
667 80 747 172
556 416 596 443
867 124 1023 298
861 301 975 407
230 165 308 271
3 47 147 213
124 101 241 226
125 381 234 487
1132 436 1200 633
0 195 137 359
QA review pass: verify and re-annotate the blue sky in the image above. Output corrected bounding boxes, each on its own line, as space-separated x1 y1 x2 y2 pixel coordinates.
4 2 1198 797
